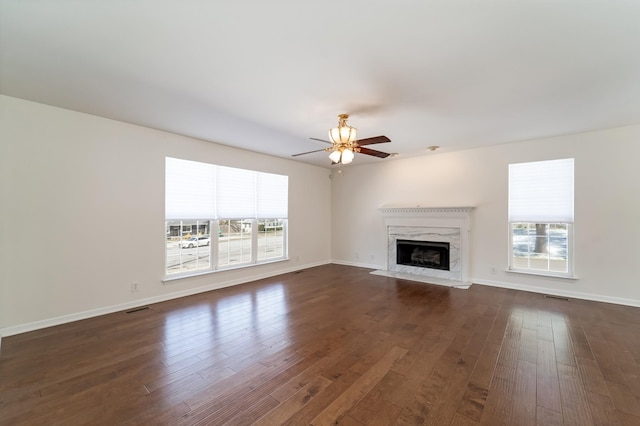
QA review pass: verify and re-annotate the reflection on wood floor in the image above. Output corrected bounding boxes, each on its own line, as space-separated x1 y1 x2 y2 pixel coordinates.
1 264 639 425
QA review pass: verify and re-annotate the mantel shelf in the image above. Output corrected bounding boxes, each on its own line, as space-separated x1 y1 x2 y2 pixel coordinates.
378 206 474 217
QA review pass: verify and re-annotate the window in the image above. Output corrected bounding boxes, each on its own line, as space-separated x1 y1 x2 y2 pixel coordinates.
508 158 574 277
165 157 288 278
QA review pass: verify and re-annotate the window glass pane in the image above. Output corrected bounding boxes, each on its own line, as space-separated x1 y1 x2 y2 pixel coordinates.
166 220 211 275
511 223 530 269
549 223 568 272
510 222 568 273
530 223 549 271
257 219 285 261
218 219 252 267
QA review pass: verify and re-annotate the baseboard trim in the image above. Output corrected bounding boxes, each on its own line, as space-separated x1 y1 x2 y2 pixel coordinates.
331 259 382 270
0 260 331 339
472 277 640 308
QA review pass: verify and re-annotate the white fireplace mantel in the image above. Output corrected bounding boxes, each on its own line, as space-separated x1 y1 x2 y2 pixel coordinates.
378 206 474 218
373 206 474 288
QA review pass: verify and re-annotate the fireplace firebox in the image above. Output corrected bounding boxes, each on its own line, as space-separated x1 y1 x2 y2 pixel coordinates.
396 239 450 271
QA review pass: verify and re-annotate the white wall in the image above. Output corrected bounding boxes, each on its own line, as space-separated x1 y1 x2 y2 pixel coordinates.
0 95 332 335
331 125 640 306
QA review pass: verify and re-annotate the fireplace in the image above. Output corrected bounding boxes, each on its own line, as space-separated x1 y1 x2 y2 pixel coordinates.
396 240 450 271
373 206 474 287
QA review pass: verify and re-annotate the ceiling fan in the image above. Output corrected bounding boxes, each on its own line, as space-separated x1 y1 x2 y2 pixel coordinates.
292 114 392 165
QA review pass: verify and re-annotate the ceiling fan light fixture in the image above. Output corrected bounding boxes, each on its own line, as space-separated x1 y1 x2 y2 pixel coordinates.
329 114 357 145
341 149 354 164
329 150 342 163
328 114 359 164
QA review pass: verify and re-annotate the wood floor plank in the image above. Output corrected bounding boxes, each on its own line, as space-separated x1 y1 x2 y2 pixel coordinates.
422 332 488 424
585 391 624 426
467 342 501 389
512 359 537 426
519 327 538 364
606 380 640 417
450 412 482 426
253 375 333 425
557 363 595 425
479 404 512 426
395 321 480 426
537 338 562 413
347 370 405 424
362 400 402 425
1 264 640 425
575 356 611 397
309 345 407 425
456 381 490 422
588 337 628 385
552 318 577 367
536 406 564 426
386 332 453 408
616 409 640 426
280 370 362 426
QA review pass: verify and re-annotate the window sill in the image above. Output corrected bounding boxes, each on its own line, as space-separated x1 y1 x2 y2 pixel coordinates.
506 269 578 280
163 257 289 283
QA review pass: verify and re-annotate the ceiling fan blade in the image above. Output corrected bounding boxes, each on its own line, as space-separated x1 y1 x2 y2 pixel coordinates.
358 147 391 158
309 137 332 145
355 135 391 146
291 149 326 157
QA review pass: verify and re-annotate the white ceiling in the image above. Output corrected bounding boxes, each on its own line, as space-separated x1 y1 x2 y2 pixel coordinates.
2 1 640 167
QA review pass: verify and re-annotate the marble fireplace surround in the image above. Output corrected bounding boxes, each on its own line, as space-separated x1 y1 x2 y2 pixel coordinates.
372 206 474 288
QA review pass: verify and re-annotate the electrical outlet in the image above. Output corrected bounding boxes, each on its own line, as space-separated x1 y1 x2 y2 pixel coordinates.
490 267 497 274
131 282 140 292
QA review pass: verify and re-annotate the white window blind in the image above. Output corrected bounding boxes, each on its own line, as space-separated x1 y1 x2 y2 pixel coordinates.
165 157 216 220
166 158 288 220
257 172 288 218
216 166 257 219
509 158 574 223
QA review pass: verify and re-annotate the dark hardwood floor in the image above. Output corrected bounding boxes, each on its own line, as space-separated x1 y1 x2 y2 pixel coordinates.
1 264 640 425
